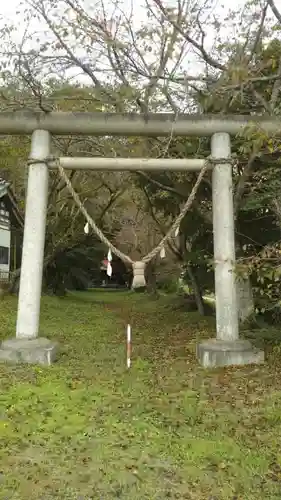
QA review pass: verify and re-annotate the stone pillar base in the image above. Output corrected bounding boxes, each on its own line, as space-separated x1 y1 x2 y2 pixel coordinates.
0 337 58 366
197 338 264 368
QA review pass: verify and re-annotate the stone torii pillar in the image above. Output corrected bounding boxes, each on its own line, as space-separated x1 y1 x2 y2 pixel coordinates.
0 130 58 365
197 132 264 367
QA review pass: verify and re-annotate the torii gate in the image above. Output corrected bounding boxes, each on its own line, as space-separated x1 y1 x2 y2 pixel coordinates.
0 111 274 368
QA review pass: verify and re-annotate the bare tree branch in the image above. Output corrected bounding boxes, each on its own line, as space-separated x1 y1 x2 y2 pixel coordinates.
137 171 186 198
234 152 257 215
268 0 281 24
270 56 281 110
151 0 225 70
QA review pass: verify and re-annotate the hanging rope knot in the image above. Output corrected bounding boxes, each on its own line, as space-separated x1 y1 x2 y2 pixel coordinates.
27 156 57 166
132 261 146 290
207 156 236 166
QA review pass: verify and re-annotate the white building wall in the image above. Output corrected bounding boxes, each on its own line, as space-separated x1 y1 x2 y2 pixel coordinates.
0 226 11 274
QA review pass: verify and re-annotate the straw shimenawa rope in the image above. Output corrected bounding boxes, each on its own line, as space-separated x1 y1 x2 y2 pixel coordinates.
57 160 209 289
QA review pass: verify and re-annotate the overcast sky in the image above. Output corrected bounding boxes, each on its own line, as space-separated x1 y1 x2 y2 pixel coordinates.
1 0 249 43
2 0 281 30
1 0 280 85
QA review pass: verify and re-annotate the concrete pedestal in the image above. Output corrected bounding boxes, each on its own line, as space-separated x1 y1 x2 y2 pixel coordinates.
197 338 264 368
0 337 58 366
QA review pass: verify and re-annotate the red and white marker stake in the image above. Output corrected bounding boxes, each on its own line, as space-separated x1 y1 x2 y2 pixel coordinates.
126 324 131 369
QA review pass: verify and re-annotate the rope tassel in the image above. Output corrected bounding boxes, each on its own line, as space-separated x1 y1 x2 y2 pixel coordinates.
132 261 146 289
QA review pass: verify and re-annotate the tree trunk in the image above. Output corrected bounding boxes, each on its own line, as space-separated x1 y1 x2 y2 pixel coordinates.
145 260 158 296
186 265 205 315
235 242 255 324
8 268 21 294
236 275 255 324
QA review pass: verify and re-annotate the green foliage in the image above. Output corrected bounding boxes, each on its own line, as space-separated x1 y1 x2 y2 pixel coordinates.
156 275 179 293
43 238 104 295
236 242 281 321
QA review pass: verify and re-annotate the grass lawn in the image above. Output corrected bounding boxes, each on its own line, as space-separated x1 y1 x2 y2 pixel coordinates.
1 290 281 499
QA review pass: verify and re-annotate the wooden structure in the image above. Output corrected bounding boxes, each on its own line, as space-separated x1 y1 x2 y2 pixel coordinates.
0 177 23 283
